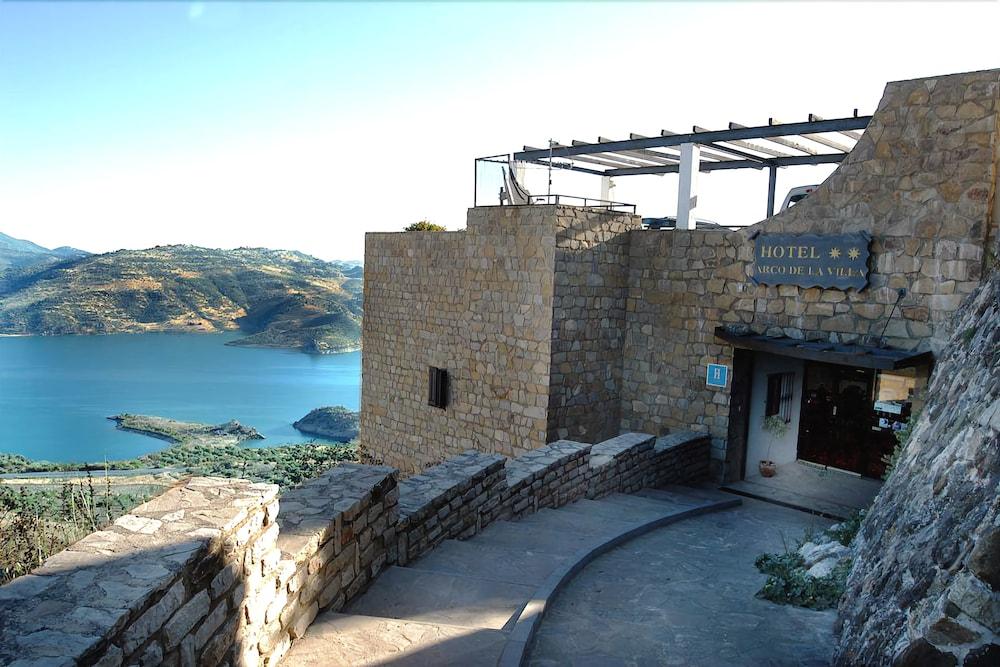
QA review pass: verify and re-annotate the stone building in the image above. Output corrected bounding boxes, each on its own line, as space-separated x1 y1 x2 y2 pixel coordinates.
360 68 999 484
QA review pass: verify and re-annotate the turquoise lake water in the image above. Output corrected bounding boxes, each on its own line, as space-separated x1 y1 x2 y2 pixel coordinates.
0 333 361 462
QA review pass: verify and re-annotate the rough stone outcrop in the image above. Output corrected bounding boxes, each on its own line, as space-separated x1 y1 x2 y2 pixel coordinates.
835 270 1000 665
292 406 359 441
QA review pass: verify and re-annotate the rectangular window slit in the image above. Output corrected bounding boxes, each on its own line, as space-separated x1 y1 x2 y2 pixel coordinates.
428 366 449 409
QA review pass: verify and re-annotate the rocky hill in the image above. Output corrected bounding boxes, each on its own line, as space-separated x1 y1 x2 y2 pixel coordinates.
835 269 999 665
0 231 89 273
0 244 363 353
293 406 360 441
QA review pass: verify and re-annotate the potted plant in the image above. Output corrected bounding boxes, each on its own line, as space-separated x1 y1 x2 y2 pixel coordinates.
760 414 789 477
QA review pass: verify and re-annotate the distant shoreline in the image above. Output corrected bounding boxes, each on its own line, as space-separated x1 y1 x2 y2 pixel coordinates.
0 330 362 355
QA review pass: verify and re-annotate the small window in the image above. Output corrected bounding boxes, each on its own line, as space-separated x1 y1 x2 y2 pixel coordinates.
428 366 449 409
765 372 795 423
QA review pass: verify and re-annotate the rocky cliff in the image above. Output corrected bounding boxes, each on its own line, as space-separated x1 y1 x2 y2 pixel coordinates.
835 270 999 666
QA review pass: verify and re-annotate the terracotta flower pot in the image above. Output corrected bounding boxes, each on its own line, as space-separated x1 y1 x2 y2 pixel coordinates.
759 460 777 477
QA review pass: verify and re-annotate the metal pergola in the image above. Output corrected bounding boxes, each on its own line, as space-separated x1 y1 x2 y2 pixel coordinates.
501 111 871 227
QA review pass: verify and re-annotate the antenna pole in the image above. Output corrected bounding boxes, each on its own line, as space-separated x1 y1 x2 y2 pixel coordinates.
547 139 553 199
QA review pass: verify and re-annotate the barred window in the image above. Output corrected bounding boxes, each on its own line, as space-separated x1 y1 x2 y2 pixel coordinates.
765 372 795 423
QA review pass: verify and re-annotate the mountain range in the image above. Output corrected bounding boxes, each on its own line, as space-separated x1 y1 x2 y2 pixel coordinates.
0 235 363 353
0 231 90 272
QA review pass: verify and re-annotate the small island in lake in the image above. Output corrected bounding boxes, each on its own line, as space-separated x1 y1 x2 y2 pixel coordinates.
109 413 264 446
293 406 359 441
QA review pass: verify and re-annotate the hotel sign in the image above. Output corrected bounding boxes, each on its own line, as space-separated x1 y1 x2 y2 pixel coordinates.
752 232 872 290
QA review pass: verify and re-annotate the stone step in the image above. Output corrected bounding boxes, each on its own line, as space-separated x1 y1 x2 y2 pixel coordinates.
283 612 507 667
634 486 728 506
517 506 637 538
342 566 534 631
471 518 601 558
407 538 570 586
554 495 692 522
660 483 737 503
596 491 711 515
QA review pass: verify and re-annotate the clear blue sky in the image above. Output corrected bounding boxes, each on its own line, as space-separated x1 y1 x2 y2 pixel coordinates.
1 1 997 260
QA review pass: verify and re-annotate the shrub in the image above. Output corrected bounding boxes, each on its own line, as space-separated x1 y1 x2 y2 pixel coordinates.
404 220 446 232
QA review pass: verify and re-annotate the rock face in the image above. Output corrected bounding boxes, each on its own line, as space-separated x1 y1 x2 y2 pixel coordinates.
835 270 1000 665
293 406 360 441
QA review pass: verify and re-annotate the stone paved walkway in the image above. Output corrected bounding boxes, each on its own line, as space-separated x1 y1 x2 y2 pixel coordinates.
527 498 837 667
282 486 738 666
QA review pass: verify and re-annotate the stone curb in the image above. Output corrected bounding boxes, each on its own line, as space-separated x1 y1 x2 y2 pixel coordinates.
496 495 743 667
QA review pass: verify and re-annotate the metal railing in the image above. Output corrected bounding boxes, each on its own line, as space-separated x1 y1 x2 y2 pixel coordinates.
526 194 636 213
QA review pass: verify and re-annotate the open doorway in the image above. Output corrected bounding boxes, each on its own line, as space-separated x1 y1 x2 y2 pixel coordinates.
797 362 915 479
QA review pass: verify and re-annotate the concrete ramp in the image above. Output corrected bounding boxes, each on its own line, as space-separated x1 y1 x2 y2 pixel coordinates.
282 487 740 666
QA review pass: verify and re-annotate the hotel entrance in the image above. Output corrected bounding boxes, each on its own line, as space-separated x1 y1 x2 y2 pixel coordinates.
717 328 932 518
797 362 914 479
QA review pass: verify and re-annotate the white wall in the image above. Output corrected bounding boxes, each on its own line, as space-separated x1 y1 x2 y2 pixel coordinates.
746 353 804 476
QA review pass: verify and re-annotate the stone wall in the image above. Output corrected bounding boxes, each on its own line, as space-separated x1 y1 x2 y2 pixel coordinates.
834 268 1000 666
0 466 399 667
0 433 709 666
548 210 640 443
361 206 638 472
262 464 398 665
621 69 999 480
396 450 505 565
0 477 279 667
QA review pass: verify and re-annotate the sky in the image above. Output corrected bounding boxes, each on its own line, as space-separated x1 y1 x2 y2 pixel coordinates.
1 1 998 261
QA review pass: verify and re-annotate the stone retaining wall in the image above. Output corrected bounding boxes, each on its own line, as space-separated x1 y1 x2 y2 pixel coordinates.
0 477 279 667
0 431 709 666
262 464 398 665
396 450 505 565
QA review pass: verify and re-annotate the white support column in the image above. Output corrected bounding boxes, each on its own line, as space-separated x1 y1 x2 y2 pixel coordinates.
600 175 613 202
677 143 700 230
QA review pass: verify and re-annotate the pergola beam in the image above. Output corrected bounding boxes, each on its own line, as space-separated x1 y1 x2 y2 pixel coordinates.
729 122 819 156
809 113 863 140
514 116 870 162
693 125 793 159
598 137 679 165
605 152 845 177
770 117 853 153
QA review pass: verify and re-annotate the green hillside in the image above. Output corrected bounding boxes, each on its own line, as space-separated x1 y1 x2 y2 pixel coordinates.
0 244 363 353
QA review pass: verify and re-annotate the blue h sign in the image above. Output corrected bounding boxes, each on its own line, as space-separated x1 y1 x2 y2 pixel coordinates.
706 364 729 388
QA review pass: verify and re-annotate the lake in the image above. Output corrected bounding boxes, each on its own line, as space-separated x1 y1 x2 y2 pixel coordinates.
0 333 361 462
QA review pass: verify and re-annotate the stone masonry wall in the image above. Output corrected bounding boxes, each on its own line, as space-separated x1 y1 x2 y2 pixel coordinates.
361 206 637 472
0 434 710 666
621 69 1000 481
0 477 279 667
396 450 505 565
548 209 640 443
261 464 397 666
0 466 399 667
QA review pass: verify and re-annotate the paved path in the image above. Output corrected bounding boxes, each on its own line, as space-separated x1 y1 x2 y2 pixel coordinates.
283 486 738 666
527 498 837 667
722 461 881 520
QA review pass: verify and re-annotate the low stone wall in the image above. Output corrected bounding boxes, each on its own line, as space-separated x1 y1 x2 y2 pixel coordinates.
497 440 592 522
396 430 711 554
587 432 656 497
647 431 713 489
0 431 710 666
260 464 398 665
0 477 279 667
396 450 505 565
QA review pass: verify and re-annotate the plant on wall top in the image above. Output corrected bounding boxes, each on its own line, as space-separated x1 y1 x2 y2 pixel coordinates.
404 220 446 232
